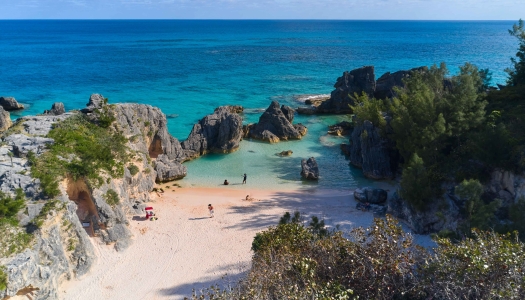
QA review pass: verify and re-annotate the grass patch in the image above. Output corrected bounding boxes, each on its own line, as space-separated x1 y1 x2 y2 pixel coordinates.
128 164 139 176
0 265 6 291
103 189 120 207
28 114 129 197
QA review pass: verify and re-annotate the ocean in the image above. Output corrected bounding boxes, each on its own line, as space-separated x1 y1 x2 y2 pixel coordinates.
0 20 518 190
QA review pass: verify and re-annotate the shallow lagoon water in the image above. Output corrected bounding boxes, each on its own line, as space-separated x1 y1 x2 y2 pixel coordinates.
181 113 390 191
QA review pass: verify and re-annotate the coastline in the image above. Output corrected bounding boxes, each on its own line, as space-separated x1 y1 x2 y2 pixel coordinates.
58 186 378 299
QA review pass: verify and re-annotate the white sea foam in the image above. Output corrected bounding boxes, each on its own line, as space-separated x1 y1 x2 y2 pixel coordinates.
293 94 330 103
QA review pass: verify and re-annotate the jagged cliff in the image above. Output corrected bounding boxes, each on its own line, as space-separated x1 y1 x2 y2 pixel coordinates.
0 95 189 299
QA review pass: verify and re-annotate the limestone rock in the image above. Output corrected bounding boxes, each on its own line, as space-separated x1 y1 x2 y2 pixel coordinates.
0 96 24 111
249 101 306 143
328 121 352 136
277 150 293 157
374 67 426 99
317 66 375 114
5 134 54 158
349 120 396 180
353 187 388 204
387 191 460 234
301 157 319 180
155 154 187 182
181 106 243 159
0 107 12 132
80 94 105 113
43 102 65 116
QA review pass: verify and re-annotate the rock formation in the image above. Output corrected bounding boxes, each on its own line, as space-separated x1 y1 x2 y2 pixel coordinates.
297 66 426 115
181 106 243 160
155 154 187 182
316 66 376 114
43 102 65 116
328 121 352 136
80 94 105 113
277 150 293 157
348 120 396 180
354 187 388 204
301 157 319 180
248 101 307 143
0 107 12 132
388 191 460 234
0 96 24 111
0 94 190 299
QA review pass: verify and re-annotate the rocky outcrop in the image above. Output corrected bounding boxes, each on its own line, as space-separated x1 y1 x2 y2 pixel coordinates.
277 150 293 157
328 121 352 136
301 157 319 180
297 66 426 115
155 154 187 182
374 67 426 99
348 120 396 180
1 202 95 300
0 96 190 299
80 94 105 114
43 102 65 116
317 66 376 114
387 191 460 234
248 101 307 143
181 106 243 160
354 187 388 204
0 96 24 111
0 107 12 132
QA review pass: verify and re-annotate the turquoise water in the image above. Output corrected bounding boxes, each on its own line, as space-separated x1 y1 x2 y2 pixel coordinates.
0 20 518 190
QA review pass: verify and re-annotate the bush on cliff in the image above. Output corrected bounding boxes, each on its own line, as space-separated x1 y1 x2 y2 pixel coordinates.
29 114 129 197
0 189 25 222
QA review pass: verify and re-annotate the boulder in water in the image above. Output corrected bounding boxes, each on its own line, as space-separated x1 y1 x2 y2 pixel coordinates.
301 157 319 180
0 96 24 111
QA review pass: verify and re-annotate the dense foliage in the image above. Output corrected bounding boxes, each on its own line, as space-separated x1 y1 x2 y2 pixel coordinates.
506 19 525 86
189 214 525 299
29 113 129 197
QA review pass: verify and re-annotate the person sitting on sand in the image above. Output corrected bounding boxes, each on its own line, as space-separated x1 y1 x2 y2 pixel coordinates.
224 179 229 185
208 204 214 218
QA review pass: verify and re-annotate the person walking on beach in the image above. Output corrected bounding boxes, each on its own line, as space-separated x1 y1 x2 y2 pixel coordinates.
242 173 247 184
208 204 214 218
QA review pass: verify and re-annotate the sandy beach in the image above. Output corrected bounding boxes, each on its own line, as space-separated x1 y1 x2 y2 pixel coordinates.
58 186 383 300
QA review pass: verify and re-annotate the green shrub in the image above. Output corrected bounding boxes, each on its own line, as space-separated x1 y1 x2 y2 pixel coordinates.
103 189 120 207
0 188 25 221
29 114 129 197
128 164 139 176
0 266 7 291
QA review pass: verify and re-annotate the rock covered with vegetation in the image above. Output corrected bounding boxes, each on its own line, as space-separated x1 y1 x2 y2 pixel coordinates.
0 94 188 299
181 105 244 159
248 101 307 143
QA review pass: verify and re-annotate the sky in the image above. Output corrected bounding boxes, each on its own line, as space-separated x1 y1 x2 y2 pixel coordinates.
0 0 523 20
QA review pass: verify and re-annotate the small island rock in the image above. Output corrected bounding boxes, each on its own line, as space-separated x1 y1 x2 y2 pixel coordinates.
301 157 319 180
43 102 66 116
249 101 307 143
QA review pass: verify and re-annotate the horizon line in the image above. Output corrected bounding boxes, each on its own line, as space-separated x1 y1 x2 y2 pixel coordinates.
0 18 519 21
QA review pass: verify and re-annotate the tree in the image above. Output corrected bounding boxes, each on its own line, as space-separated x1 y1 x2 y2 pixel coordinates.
399 153 438 210
455 179 500 232
506 19 525 86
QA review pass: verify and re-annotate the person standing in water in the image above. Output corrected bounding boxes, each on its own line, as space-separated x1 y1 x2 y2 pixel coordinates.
242 173 247 184
208 204 214 218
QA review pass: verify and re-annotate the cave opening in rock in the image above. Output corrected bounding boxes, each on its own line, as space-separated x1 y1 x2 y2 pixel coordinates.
148 134 163 159
66 179 101 237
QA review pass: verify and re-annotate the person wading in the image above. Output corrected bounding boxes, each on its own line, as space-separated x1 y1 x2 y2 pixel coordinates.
242 173 247 184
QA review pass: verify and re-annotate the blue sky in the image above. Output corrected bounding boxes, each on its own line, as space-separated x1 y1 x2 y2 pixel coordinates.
1 0 523 20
